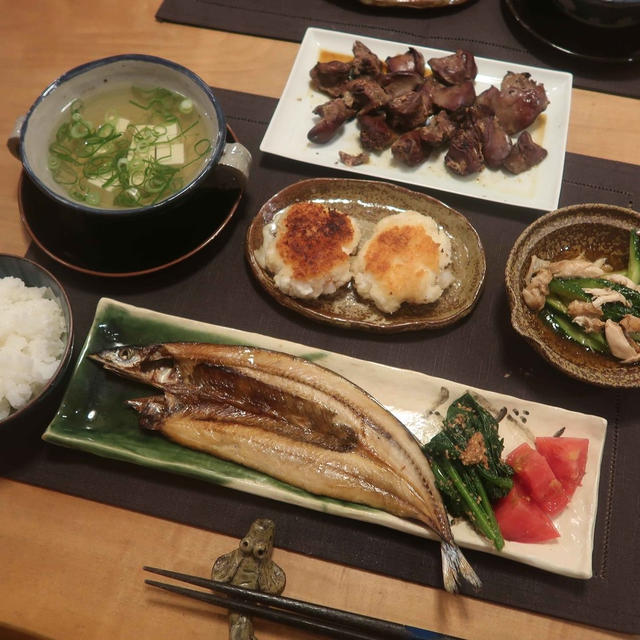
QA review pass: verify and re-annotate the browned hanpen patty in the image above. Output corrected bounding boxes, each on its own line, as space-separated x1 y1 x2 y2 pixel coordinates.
276 202 358 281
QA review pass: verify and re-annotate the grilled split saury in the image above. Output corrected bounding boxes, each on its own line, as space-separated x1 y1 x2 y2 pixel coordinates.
90 342 481 592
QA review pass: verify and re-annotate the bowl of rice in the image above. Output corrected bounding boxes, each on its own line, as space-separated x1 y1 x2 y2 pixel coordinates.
0 254 73 425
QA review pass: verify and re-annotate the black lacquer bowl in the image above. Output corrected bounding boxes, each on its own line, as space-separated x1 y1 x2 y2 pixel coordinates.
504 0 640 63
553 0 640 29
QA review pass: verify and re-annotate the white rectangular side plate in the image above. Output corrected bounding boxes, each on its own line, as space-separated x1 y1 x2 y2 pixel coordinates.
261 28 573 211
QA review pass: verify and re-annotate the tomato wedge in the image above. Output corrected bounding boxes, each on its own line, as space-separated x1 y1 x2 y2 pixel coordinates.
506 442 569 516
494 482 560 543
535 437 589 499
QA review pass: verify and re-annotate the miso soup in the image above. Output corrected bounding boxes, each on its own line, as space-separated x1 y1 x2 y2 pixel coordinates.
47 85 213 209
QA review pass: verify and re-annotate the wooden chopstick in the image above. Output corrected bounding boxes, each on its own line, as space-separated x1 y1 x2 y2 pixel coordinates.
143 565 452 639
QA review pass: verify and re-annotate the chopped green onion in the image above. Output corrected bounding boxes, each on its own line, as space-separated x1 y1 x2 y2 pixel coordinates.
124 187 141 201
49 86 209 208
70 122 90 138
179 98 193 114
129 170 144 187
85 192 101 206
51 164 77 186
97 123 115 138
70 99 84 114
166 118 199 143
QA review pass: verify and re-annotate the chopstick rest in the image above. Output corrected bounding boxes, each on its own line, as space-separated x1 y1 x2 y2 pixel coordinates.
144 516 459 639
211 517 286 639
143 566 459 639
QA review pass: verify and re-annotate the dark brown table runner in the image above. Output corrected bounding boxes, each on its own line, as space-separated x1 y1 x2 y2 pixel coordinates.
155 0 640 98
2 88 640 634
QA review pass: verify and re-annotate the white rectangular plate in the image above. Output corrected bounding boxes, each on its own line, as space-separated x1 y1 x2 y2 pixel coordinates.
261 27 573 211
46 298 605 579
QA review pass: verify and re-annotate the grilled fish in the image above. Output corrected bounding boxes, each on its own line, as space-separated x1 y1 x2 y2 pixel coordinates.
90 342 481 592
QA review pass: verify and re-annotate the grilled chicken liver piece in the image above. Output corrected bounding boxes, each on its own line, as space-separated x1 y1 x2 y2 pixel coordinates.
307 98 356 144
493 72 550 135
352 40 384 77
379 71 425 99
503 130 548 174
431 80 476 113
310 60 352 97
391 129 429 166
386 90 430 131
428 49 478 85
343 77 390 115
358 112 397 151
385 47 426 75
475 115 513 169
445 127 484 176
339 150 370 166
418 111 456 147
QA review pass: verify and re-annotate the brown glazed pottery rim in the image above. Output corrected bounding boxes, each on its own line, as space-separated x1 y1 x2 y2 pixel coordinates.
246 177 486 333
505 202 640 388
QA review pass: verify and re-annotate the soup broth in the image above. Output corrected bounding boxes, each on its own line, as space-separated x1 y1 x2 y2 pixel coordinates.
48 85 213 209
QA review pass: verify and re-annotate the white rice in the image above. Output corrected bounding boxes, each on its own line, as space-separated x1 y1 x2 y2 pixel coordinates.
0 276 66 419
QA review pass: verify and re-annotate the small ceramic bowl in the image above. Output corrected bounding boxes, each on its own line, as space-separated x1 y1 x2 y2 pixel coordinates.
506 203 640 388
246 177 486 332
552 0 640 28
0 255 74 426
8 54 250 218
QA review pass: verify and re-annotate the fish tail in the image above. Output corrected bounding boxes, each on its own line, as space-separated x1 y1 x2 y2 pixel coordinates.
441 542 482 593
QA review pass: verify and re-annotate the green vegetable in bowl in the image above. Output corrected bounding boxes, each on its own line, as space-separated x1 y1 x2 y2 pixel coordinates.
549 277 640 320
423 393 513 551
540 306 609 354
541 275 640 356
523 229 640 362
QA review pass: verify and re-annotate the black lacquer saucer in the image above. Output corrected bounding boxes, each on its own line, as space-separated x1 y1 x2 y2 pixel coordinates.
504 0 640 64
18 128 244 278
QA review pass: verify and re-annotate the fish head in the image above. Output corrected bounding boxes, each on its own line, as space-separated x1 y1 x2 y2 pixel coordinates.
90 345 148 371
238 518 276 561
127 395 168 431
89 344 180 387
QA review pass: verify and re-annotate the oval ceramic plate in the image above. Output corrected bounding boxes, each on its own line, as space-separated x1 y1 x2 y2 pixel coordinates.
18 126 244 278
246 178 486 332
506 203 640 388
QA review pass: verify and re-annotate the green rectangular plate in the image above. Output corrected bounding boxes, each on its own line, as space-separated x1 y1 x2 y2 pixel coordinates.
44 298 607 578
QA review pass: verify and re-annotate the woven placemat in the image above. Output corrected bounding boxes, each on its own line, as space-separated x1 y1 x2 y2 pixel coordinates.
2 88 640 633
156 0 640 98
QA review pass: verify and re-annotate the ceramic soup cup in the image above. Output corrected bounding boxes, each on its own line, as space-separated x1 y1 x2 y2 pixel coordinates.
7 54 251 217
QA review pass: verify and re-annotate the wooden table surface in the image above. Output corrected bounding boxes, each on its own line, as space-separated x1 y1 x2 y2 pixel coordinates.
1 2 638 639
